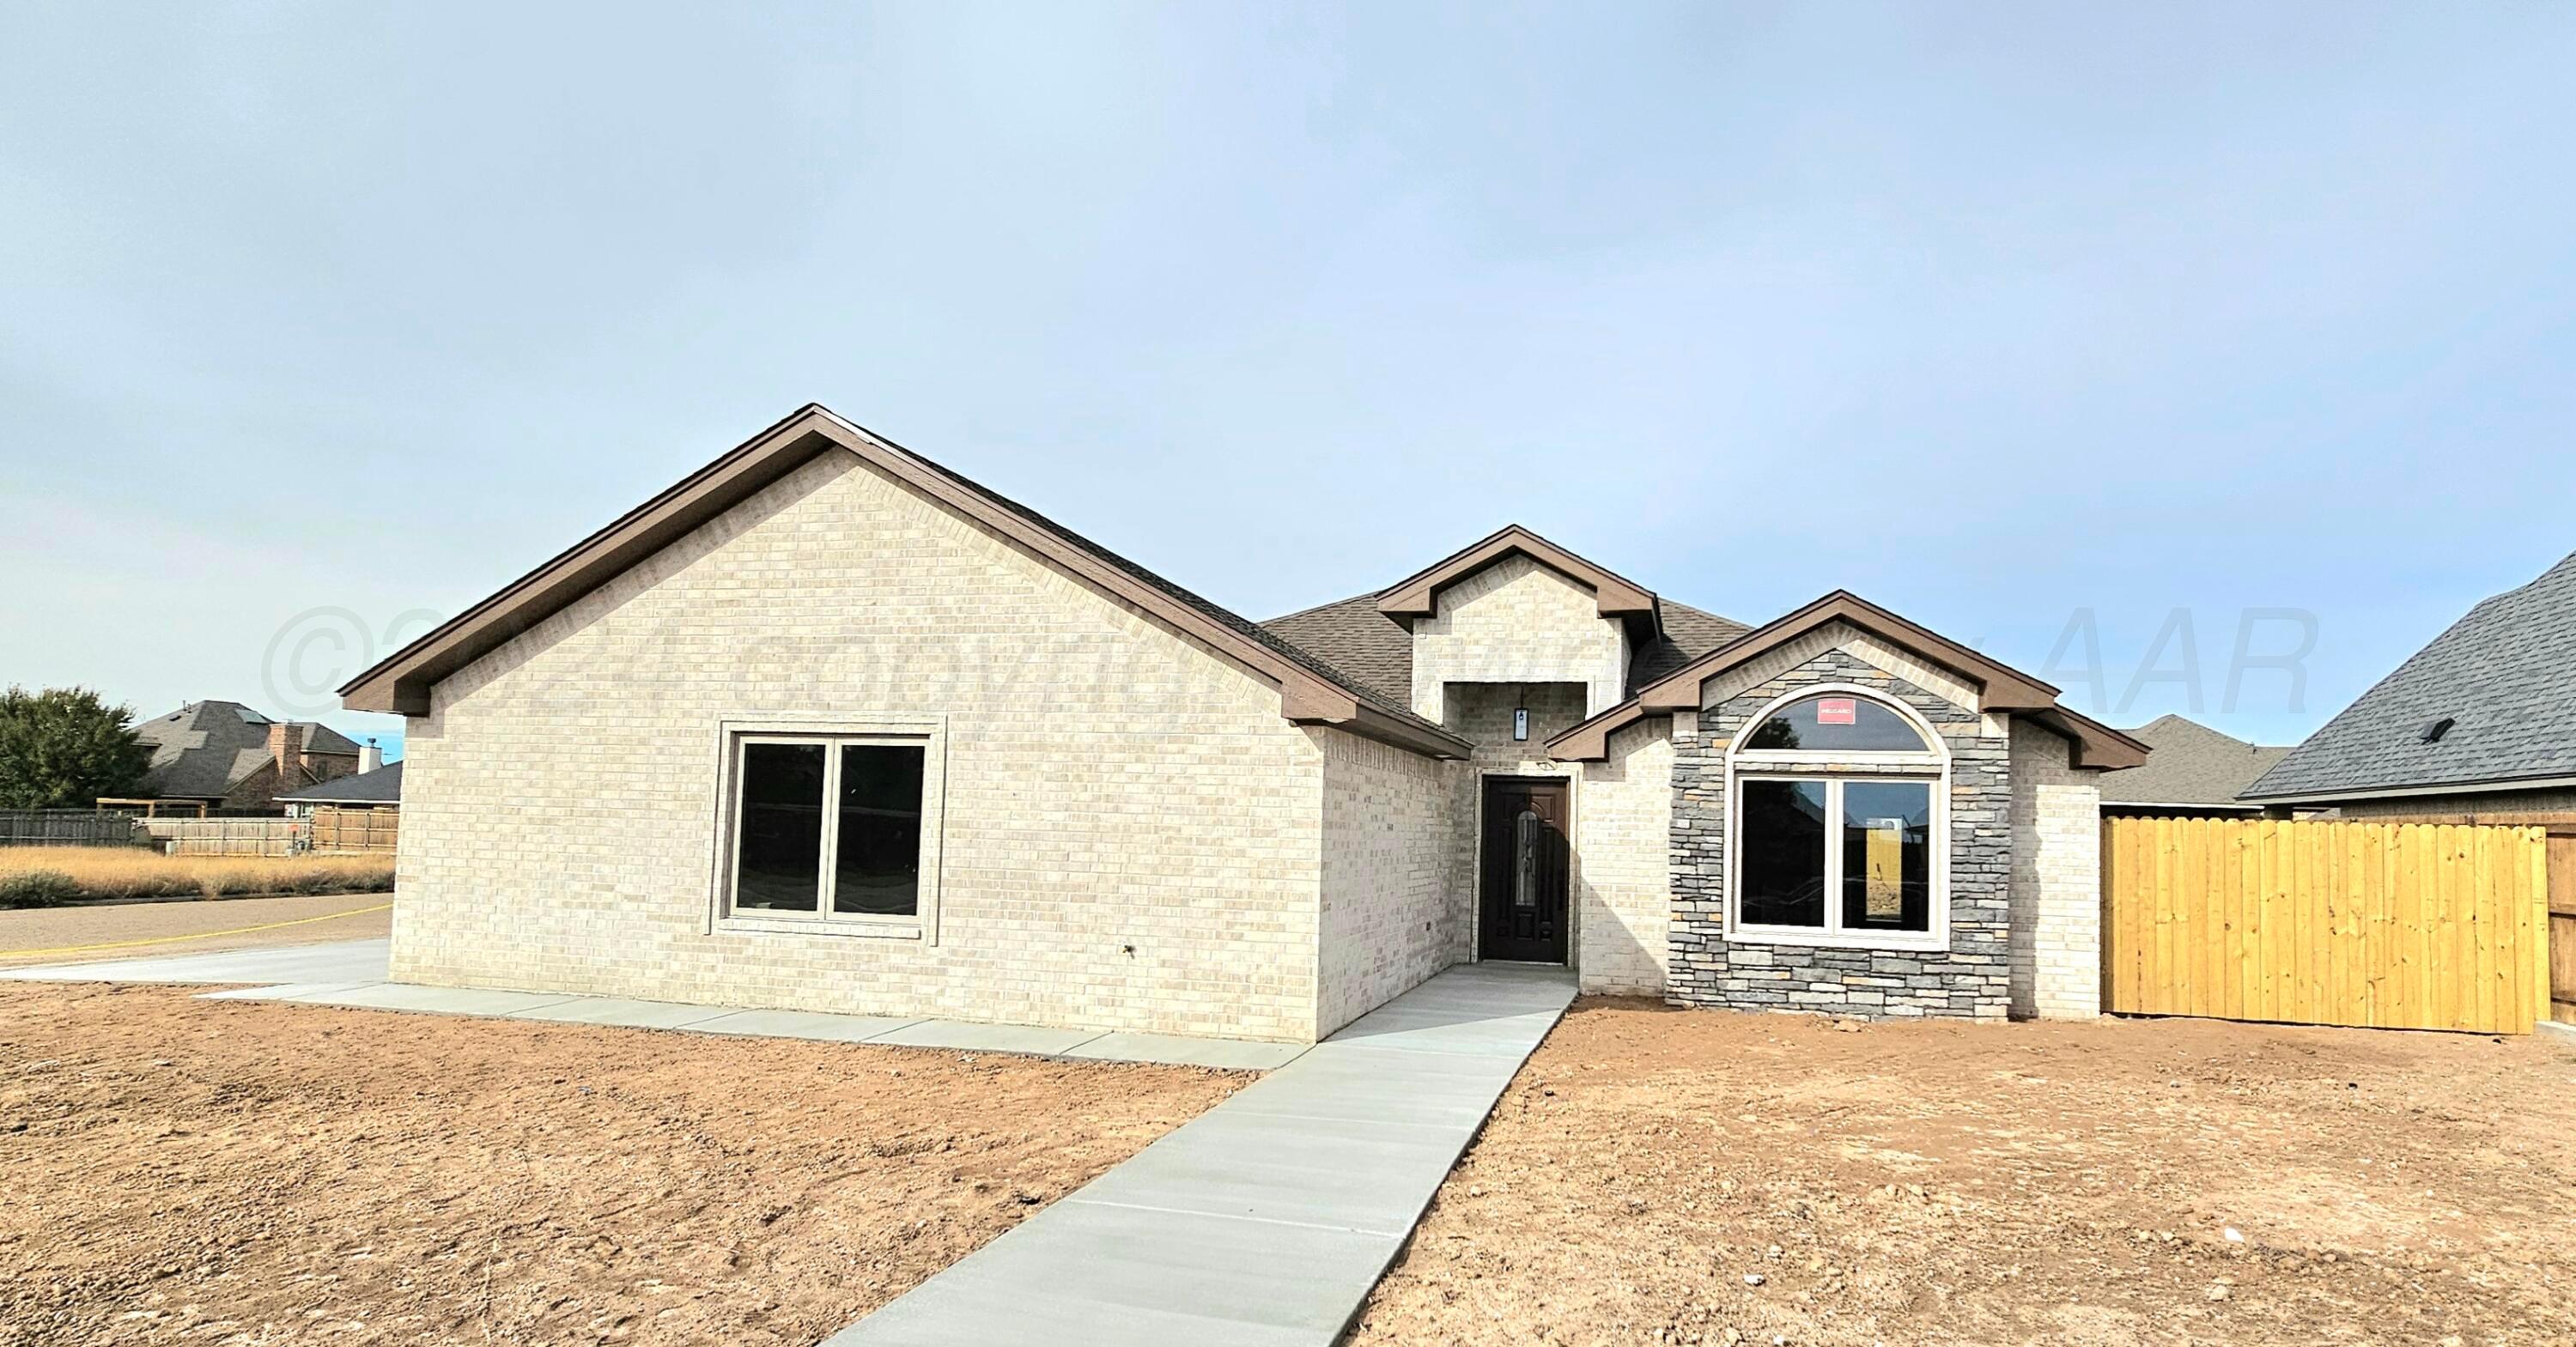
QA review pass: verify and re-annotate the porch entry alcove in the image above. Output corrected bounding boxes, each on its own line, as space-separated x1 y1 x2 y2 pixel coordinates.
1479 775 1570 962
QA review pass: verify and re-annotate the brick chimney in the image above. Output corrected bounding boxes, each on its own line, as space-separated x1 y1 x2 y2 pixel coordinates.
269 720 300 782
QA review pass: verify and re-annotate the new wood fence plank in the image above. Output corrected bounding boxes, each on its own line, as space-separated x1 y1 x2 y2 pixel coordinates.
2100 816 2544 1035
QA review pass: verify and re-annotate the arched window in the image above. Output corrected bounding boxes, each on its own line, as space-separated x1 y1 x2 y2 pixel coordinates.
1727 686 1947 949
1741 694 1931 753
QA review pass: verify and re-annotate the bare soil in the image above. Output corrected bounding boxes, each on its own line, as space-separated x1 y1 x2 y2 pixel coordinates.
0 984 1240 1345
1353 999 2576 1347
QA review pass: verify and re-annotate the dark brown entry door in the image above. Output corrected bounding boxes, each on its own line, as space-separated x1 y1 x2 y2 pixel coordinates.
1479 776 1570 963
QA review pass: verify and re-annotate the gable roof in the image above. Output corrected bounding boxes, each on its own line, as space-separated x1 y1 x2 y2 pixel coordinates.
2098 715 2290 810
1261 589 1748 709
1373 525 1661 632
1546 590 2148 769
277 760 404 805
2243 549 2576 802
337 405 1470 759
132 701 358 799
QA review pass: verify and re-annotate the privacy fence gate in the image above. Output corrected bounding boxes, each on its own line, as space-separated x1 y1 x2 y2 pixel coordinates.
2101 816 2555 1035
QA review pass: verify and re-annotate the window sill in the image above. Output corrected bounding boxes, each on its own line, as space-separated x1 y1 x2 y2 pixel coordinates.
717 914 924 941
1725 926 1947 955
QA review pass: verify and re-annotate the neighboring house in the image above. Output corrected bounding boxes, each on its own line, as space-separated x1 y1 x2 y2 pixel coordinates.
129 701 363 812
2244 549 2576 818
2096 715 2291 817
276 758 403 817
339 404 2145 1043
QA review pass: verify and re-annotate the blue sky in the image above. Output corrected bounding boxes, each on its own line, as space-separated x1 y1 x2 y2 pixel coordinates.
6 3 2574 761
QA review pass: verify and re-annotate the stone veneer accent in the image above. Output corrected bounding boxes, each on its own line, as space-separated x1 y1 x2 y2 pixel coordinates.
2008 719 2102 1018
1668 646 2014 1019
1409 555 1629 721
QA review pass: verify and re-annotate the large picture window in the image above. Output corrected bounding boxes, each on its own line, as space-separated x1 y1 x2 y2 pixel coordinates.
1727 687 1946 950
725 731 933 927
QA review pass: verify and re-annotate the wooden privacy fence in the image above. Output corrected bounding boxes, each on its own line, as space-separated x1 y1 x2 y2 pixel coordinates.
2102 816 2551 1035
309 806 399 854
143 817 307 858
0 809 141 847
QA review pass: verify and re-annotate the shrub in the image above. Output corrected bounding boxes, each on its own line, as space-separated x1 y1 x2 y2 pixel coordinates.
0 869 79 908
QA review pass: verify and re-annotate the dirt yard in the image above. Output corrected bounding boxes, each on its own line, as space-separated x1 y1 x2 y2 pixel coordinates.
0 984 1241 1346
0 893 393 965
1354 1000 2576 1347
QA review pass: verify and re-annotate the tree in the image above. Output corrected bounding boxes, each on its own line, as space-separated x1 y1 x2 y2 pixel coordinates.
0 686 155 809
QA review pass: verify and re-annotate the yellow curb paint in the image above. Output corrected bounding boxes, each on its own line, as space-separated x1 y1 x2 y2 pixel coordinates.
1 901 392 959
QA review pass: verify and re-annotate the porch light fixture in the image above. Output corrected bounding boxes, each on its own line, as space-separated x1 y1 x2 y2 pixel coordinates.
1513 690 1529 742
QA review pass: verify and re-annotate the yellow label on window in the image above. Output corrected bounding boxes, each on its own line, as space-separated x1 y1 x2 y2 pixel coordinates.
1864 819 1904 918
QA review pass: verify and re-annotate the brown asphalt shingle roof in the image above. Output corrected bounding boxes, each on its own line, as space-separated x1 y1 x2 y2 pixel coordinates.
2097 714 2291 809
1261 592 1749 708
879 439 1453 737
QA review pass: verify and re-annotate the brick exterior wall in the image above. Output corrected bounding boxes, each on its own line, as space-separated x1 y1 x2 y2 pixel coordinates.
394 452 1338 1041
2008 719 2102 1018
1668 646 2015 1020
1316 728 1461 1036
393 446 2102 1035
1576 718 1673 995
1408 555 1629 720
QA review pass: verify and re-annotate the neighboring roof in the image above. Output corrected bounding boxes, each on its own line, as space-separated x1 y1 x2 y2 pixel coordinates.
2244 549 2576 802
339 405 1471 760
1547 591 2150 769
278 760 404 805
132 701 355 799
2097 715 2290 810
1260 588 1748 708
301 723 363 755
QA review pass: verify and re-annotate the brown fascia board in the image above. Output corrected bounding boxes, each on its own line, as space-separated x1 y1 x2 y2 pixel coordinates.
1545 590 2075 762
339 404 1472 761
1374 525 1662 634
2027 706 2152 771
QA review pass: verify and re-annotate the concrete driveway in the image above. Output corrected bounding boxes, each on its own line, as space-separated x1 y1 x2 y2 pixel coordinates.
0 936 390 984
0 893 392 966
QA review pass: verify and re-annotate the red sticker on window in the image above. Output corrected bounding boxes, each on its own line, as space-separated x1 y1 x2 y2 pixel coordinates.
1816 698 1857 725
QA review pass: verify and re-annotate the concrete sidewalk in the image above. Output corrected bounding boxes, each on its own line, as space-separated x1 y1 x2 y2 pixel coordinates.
0 938 1306 1071
827 962 1577 1347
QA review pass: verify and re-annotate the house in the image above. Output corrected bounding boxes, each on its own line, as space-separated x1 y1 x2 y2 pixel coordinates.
128 701 364 812
339 405 2144 1042
2243 549 2576 818
275 757 403 817
2096 715 2291 817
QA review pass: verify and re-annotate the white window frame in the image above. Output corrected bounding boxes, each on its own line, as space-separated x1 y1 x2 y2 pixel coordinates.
709 715 945 943
1723 684 1948 952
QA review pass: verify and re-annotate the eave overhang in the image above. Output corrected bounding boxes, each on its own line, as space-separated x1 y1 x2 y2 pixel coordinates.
338 405 1473 761
1373 525 1662 640
1543 590 2149 770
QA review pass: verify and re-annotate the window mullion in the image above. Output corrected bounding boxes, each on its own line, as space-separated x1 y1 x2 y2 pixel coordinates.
817 739 840 917
1821 778 1842 936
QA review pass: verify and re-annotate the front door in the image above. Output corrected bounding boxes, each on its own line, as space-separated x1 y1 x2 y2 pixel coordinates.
1479 776 1570 963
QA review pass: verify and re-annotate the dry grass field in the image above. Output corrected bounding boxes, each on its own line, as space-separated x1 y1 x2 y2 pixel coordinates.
0 846 394 905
